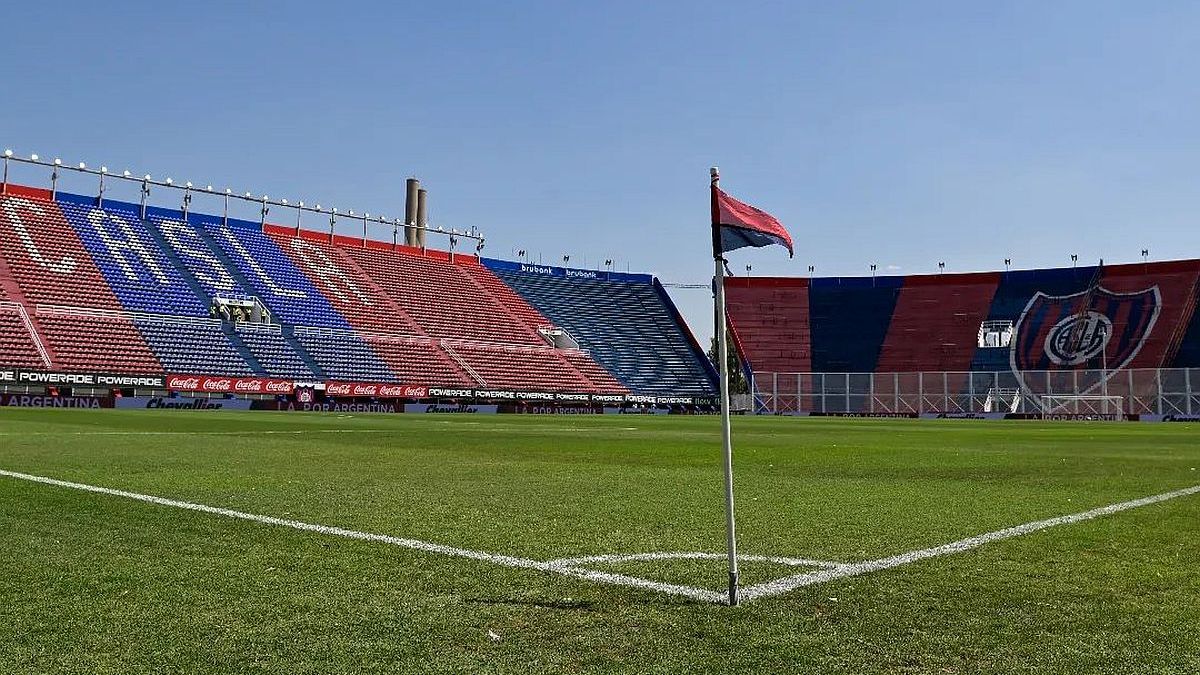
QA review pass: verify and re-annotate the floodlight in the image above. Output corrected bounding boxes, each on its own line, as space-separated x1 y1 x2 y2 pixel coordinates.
262 195 269 201
53 158 61 166
29 154 38 161
100 167 108 174
206 185 213 192
3 149 11 157
348 209 354 216
225 188 232 195
165 178 173 185
78 162 86 169
298 201 304 208
244 192 252 198
281 199 288 205
185 181 193 188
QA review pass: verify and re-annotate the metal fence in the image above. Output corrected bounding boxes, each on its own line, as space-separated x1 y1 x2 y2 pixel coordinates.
752 368 1200 416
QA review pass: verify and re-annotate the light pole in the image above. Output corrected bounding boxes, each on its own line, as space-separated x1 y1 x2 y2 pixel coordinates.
50 158 61 199
182 182 193 223
1004 258 1011 273
97 166 107 209
140 175 151 220
2 149 11 194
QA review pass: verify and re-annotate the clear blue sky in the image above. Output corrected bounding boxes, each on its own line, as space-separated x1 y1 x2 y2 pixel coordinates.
4 1 1200 346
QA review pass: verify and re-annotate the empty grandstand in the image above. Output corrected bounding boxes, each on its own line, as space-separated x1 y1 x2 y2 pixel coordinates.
726 261 1200 415
0 158 716 402
487 261 717 396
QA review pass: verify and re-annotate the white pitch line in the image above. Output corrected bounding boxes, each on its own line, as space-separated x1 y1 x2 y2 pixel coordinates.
0 430 397 436
547 551 842 569
6 468 1196 606
740 483 1200 602
0 469 723 605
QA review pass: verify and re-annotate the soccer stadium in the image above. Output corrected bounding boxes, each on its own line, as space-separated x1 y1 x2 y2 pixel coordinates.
0 166 716 409
3 5 1200 674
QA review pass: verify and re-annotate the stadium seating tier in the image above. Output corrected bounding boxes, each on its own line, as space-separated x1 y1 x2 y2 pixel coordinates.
726 260 1200 385
487 265 717 396
0 185 707 395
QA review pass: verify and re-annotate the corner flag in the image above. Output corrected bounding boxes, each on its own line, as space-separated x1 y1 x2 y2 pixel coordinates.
708 167 792 606
712 184 794 258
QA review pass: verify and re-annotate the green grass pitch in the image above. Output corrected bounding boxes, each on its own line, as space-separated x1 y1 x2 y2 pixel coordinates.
1 408 1198 673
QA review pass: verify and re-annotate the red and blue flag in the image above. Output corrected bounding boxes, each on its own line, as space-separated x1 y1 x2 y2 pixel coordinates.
711 185 793 258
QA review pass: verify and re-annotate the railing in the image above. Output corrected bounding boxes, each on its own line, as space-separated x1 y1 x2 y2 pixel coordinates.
36 304 221 328
439 342 486 386
234 322 283 336
752 368 1200 417
292 324 367 339
0 300 52 367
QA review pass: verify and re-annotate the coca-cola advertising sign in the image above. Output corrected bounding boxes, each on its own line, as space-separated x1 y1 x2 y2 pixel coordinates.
324 382 429 399
167 375 295 394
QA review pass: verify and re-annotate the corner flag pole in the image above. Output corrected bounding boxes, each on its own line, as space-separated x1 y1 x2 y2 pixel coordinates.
710 166 739 606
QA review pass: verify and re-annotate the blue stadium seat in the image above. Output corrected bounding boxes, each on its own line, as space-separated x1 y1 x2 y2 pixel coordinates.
235 325 318 379
56 195 209 316
293 328 397 381
145 210 252 299
201 220 349 329
134 318 253 375
488 265 716 395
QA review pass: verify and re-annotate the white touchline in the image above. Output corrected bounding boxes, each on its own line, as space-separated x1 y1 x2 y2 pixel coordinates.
546 551 842 569
740 482 1200 602
0 469 722 605
3 468 1197 606
0 430 398 436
